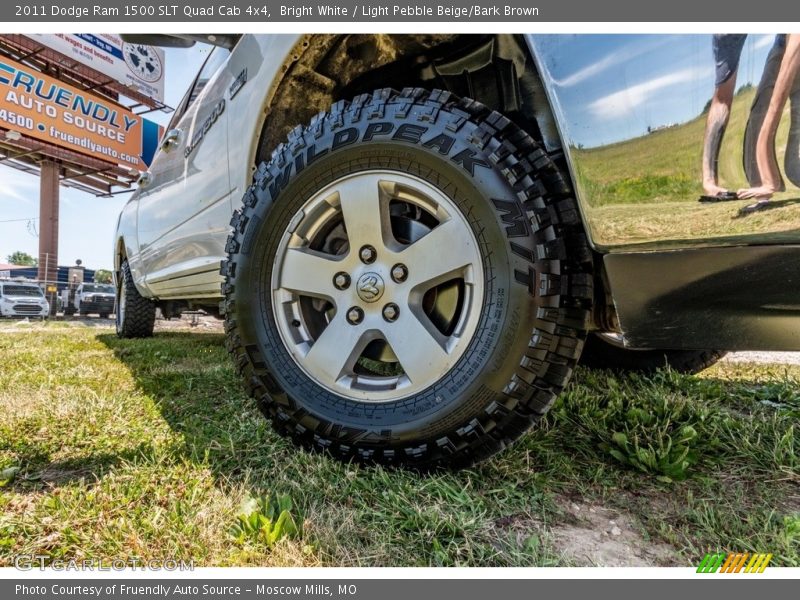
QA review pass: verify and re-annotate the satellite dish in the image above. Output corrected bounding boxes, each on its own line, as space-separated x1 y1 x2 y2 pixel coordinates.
75 259 82 266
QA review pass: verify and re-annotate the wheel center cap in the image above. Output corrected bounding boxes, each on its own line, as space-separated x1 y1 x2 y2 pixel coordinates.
356 272 385 303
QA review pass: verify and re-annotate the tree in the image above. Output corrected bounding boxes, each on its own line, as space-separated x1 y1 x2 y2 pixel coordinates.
94 269 113 284
6 251 37 266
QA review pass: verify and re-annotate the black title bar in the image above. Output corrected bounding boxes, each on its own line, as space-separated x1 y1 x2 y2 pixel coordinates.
2 0 797 22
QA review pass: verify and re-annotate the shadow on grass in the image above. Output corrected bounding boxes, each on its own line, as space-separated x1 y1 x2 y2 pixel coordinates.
95 331 285 478
733 196 800 218
9 445 157 491
4 328 797 565
6 331 250 495
94 330 537 565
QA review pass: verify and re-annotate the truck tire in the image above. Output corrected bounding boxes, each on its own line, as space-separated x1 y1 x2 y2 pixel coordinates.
222 88 593 468
116 260 156 338
580 333 725 374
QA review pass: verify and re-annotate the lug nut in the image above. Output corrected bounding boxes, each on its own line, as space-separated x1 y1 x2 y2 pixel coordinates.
359 245 377 264
391 264 408 283
333 272 351 290
382 303 399 322
346 306 364 325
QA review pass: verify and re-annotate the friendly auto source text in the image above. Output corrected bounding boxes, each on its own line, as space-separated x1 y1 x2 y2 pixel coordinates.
0 54 159 170
15 584 358 596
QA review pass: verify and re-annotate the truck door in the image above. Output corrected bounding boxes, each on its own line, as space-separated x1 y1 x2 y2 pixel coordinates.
133 45 235 297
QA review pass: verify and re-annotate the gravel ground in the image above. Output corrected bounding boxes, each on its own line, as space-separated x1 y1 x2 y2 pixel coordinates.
724 351 800 366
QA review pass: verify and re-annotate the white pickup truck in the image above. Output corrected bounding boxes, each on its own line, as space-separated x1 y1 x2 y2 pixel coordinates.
74 283 116 318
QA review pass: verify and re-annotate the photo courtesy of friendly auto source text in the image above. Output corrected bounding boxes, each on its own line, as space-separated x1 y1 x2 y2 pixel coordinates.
0 0 798 596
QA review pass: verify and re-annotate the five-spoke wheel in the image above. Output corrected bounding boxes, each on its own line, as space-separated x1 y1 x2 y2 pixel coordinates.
271 171 484 402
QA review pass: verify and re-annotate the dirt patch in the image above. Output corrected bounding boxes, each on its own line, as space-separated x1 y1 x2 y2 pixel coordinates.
29 465 98 486
496 496 681 566
154 314 224 332
550 500 679 566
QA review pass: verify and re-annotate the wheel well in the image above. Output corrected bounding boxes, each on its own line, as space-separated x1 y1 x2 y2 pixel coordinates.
256 34 563 162
114 239 126 281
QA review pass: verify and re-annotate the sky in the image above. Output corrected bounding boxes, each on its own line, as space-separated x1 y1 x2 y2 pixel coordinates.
0 41 209 270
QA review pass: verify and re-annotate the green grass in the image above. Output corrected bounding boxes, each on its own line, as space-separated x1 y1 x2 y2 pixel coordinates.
572 87 800 246
0 323 798 566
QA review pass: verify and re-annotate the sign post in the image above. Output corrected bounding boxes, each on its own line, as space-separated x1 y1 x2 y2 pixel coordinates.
38 160 60 315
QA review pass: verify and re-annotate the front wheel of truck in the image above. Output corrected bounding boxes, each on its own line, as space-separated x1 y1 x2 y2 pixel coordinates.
222 88 593 468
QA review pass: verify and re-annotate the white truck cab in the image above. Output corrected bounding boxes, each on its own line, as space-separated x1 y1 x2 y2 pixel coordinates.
74 283 116 317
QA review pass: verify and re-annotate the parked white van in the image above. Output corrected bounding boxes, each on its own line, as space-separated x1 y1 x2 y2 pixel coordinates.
0 280 49 319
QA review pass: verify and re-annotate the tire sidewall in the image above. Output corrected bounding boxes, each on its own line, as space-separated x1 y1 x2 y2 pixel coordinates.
116 263 129 336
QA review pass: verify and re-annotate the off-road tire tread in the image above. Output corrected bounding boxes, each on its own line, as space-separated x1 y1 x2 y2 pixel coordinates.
117 260 156 338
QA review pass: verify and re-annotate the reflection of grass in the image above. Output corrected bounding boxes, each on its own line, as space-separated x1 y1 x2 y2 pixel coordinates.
584 174 698 205
576 118 707 207
574 88 795 205
1 327 798 566
572 88 800 245
593 200 800 248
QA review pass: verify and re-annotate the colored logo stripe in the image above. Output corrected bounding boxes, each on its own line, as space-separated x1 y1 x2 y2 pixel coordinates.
697 552 772 573
697 553 725 573
745 553 773 573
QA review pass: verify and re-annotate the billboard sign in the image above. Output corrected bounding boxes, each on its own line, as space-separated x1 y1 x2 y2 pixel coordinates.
28 34 165 103
0 55 162 172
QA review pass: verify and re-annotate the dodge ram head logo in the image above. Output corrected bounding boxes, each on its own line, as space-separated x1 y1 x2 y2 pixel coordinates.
356 273 384 303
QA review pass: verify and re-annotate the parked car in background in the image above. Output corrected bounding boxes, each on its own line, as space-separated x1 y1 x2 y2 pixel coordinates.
113 34 800 469
0 279 49 319
73 283 116 318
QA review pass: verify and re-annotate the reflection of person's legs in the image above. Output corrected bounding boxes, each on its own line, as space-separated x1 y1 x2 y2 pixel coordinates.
784 50 800 186
702 34 747 196
739 34 800 200
743 35 786 189
703 74 737 195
